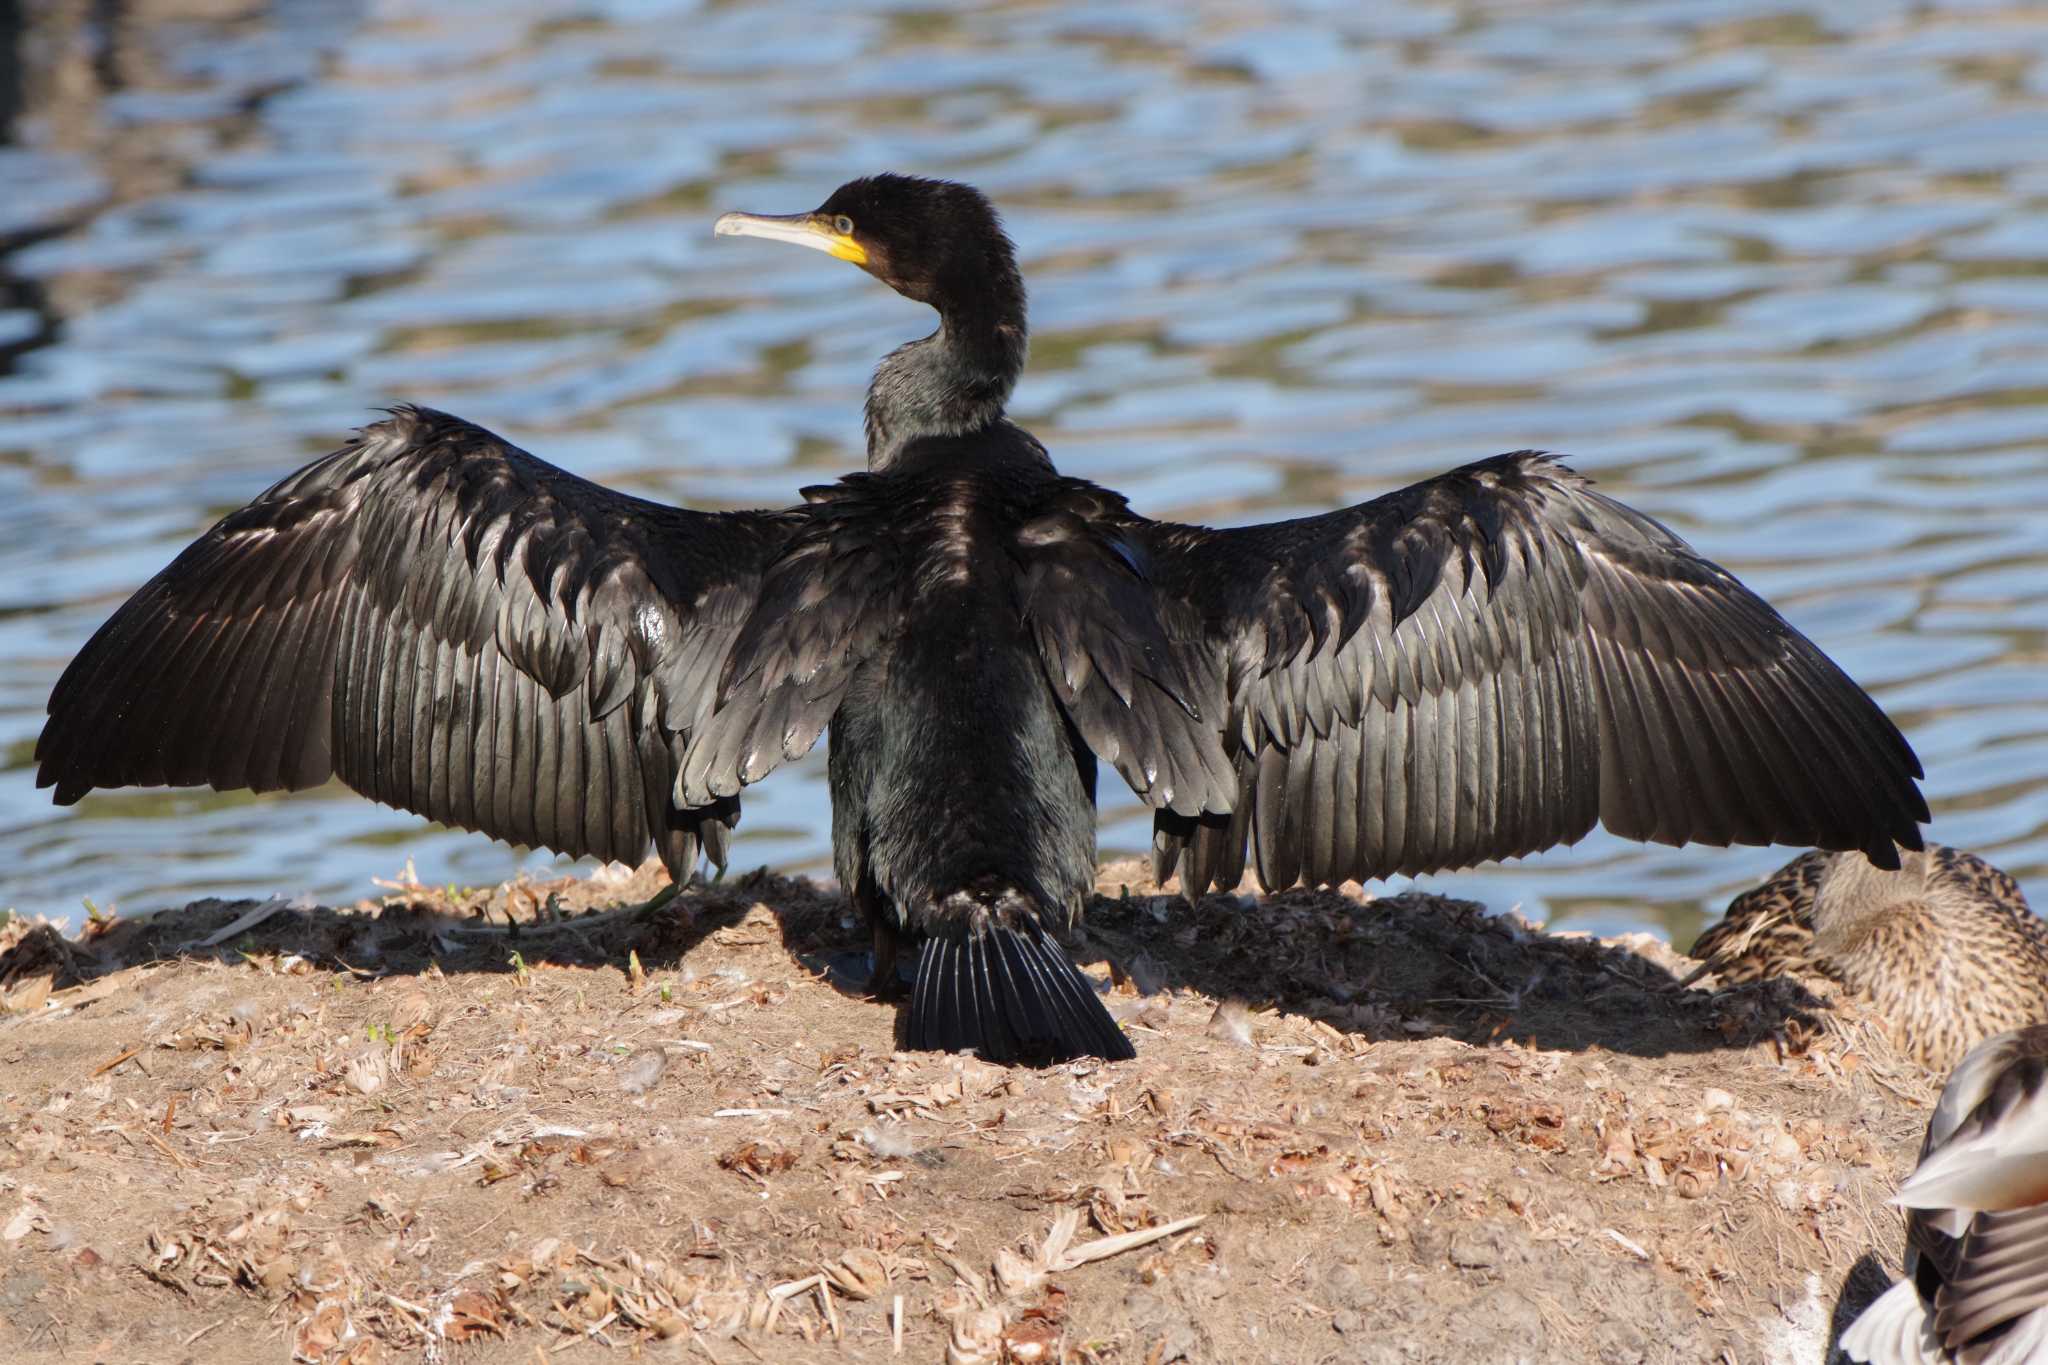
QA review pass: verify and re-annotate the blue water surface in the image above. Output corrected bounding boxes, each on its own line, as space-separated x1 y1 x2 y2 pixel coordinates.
1 0 2044 950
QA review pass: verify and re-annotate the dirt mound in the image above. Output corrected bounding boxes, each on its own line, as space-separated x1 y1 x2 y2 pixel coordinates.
0 861 1937 1363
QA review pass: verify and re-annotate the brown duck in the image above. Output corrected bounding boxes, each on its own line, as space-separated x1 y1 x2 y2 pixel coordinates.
1687 845 2048 1069
1841 1023 2048 1363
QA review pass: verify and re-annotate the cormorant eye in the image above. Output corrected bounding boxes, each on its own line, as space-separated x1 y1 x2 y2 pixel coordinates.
834 215 855 236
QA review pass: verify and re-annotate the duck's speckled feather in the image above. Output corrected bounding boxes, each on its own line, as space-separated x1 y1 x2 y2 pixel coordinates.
1688 846 2048 1069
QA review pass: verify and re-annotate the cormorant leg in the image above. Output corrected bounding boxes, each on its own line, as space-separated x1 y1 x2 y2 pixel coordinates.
855 880 903 1000
869 917 901 1000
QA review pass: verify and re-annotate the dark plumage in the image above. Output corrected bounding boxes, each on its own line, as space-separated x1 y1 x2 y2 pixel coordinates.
1687 845 2048 1067
1842 1024 2048 1363
38 174 1930 1064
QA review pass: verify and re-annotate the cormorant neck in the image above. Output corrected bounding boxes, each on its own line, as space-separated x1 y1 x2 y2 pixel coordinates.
864 277 1026 470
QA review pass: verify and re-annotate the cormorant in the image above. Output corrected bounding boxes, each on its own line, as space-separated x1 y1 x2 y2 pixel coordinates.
37 174 1928 1064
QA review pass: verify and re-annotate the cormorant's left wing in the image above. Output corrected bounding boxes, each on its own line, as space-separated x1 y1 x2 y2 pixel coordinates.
1103 451 1926 899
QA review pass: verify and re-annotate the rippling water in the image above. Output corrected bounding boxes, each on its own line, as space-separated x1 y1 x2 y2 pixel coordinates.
2 0 2044 945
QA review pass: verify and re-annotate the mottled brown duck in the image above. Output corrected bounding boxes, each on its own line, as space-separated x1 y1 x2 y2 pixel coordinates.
1842 1024 2048 1364
1688 845 2048 1068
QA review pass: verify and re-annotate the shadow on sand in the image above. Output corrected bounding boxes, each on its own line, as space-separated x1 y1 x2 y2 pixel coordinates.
1 860 1828 1064
1827 1251 1902 1361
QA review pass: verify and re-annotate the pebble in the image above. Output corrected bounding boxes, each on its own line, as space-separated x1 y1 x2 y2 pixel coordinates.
1409 1219 1451 1267
1448 1226 1502 1270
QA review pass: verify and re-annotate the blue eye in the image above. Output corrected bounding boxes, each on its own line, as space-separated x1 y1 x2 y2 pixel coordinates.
834 215 855 235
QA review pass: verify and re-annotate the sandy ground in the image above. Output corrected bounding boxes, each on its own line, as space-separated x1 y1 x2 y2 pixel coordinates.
0 859 1940 1364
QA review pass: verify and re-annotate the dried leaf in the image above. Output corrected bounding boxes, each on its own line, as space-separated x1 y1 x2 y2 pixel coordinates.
1003 1317 1062 1362
946 1307 1004 1365
3 1198 51 1240
826 1248 890 1300
439 1289 504 1342
296 1299 350 1361
719 1140 797 1182
1 972 51 1014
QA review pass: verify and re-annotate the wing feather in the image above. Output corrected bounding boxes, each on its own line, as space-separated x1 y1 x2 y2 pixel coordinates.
1012 488 1233 818
38 405 791 879
1939 1205 2048 1348
677 474 900 806
1120 451 1924 898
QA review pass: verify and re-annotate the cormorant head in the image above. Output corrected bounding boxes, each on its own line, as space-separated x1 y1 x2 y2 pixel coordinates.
716 174 1023 323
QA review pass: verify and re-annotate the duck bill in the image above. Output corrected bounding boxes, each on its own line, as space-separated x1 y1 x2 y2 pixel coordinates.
713 211 868 265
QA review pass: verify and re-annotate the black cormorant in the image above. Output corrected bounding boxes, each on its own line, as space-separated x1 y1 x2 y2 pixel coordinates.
37 174 1928 1064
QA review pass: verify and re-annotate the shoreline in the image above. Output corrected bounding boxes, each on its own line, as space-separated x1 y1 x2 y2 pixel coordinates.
0 861 1928 1362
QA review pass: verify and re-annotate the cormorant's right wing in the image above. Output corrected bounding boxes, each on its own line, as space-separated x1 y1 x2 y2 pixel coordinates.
1114 451 1927 898
36 405 797 879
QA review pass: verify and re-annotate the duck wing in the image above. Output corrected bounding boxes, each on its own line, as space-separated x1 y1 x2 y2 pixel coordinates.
1894 1028 2048 1358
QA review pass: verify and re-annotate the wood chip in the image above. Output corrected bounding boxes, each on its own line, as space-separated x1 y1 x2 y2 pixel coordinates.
1 973 51 1014
92 1045 142 1077
53 971 132 1007
817 1277 841 1341
769 1273 824 1301
1055 1213 1206 1270
1603 1228 1651 1261
143 1128 189 1169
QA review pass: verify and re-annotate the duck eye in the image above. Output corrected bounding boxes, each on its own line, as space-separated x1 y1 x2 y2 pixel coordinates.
833 215 855 236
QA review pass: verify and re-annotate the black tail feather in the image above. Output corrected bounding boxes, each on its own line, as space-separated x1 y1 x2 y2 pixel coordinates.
906 915 1133 1064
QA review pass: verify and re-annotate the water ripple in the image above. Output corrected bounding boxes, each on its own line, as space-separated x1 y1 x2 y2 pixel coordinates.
1 0 2043 948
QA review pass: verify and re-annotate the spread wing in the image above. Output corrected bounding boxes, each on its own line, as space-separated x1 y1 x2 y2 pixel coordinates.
1100 451 1926 898
36 405 797 878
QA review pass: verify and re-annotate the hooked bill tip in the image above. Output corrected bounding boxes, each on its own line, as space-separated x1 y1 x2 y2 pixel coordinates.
710 210 866 264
